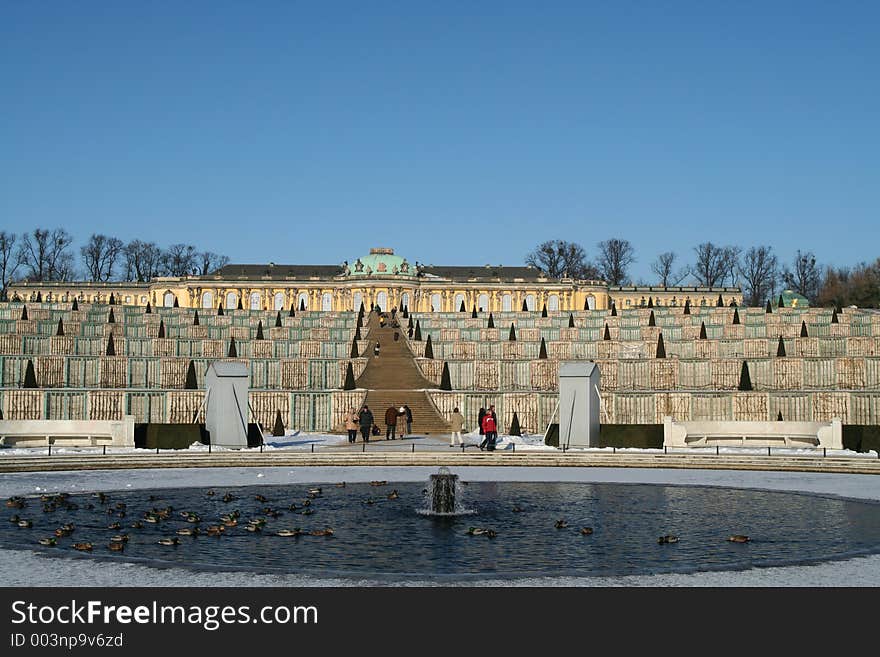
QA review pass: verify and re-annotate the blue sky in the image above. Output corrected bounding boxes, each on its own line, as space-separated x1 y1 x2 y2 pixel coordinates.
1 1 877 281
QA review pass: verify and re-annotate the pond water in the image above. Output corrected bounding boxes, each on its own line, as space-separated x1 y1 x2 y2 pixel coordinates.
4 481 880 580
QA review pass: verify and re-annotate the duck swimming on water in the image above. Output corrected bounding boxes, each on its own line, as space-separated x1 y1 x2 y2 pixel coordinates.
554 520 568 529
658 535 679 544
728 535 750 543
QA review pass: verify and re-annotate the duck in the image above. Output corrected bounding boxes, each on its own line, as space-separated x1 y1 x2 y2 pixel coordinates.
335 482 346 488
387 490 399 500
38 537 57 547
466 527 496 537
130 521 143 529
309 528 334 537
8 514 20 523
307 488 322 497
184 513 201 524
276 529 303 537
107 522 121 530
728 535 750 543
107 542 125 552
222 518 238 528
115 502 127 510
254 494 268 503
222 493 237 503
364 499 375 506
554 519 568 529
110 534 129 543
580 527 594 535
206 490 216 497
205 525 225 536
95 492 109 504
512 505 525 513
73 542 93 551
369 481 387 487
287 503 299 511
17 519 32 528
658 535 679 544
176 528 200 537
55 523 75 537
157 537 180 546
143 515 159 524
6 497 25 509
300 508 314 516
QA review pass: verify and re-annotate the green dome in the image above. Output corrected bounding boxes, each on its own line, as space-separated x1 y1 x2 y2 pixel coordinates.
776 289 810 308
347 248 414 277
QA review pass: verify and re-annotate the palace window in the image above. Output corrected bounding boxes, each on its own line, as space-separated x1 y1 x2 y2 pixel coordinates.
430 293 441 312
226 292 238 309
297 292 309 310
250 292 261 310
353 291 363 312
548 294 559 312
202 292 213 308
478 294 489 312
454 293 465 311
502 294 512 312
525 294 535 311
400 292 410 311
376 291 387 312
585 295 596 310
322 293 333 312
274 292 285 311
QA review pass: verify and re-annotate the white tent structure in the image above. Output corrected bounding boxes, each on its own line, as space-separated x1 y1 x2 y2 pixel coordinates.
558 362 601 448
204 362 250 448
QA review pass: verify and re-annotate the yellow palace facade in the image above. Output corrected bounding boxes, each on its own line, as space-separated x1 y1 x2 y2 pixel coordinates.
9 248 742 312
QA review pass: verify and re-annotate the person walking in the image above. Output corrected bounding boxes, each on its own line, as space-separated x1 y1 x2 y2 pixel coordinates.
477 407 487 446
397 405 407 438
344 407 359 444
449 407 465 447
403 404 413 436
385 405 403 440
358 405 374 443
373 341 380 357
480 410 498 451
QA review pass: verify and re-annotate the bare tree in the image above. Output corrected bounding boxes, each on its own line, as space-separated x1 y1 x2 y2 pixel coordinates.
596 238 635 286
690 242 740 288
18 228 74 281
525 240 599 279
81 234 124 282
782 250 821 302
123 240 163 282
650 251 688 286
162 243 197 277
0 231 22 298
738 246 778 306
197 251 230 276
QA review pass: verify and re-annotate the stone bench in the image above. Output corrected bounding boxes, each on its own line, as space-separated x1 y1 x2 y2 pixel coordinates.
0 416 135 448
663 416 842 449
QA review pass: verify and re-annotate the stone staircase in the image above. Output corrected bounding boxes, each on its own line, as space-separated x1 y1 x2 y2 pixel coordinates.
356 312 450 435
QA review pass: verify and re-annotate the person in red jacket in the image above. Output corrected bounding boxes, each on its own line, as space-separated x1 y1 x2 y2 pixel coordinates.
480 408 498 451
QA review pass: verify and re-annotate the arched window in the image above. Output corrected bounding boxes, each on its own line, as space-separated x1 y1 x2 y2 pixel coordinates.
124 295 131 304
478 294 489 312
525 294 536 311
353 291 363 312
548 294 559 311
430 293 441 312
400 292 410 311
502 294 512 312
297 292 309 310
585 295 596 310
202 292 213 309
274 292 285 311
250 292 261 310
454 293 465 311
163 292 175 307
376 291 387 312
226 292 238 309
322 293 333 312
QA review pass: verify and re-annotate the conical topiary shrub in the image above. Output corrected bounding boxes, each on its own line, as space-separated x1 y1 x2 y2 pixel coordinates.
541 304 547 318
71 297 78 311
683 299 690 315
648 310 655 327
56 318 64 336
717 294 724 307
289 302 296 317
584 298 590 311
359 301 365 314
256 320 264 340
185 360 198 389
343 362 356 390
568 313 575 328
173 297 179 308
777 335 786 357
218 303 224 316
36 291 42 302
109 293 115 305
656 332 666 359
20 305 28 320
402 306 408 318
471 305 477 318
508 323 516 341
275 311 282 328
413 320 421 341
647 297 653 308
228 337 237 358
108 307 115 323
777 411 784 421
354 323 362 341
440 362 452 390
766 299 773 313
738 361 753 391
106 334 116 356
273 410 285 437
509 411 522 437
603 323 611 341
157 320 165 338
778 294 785 308
699 321 707 340
831 308 839 324
145 302 151 314
538 337 548 359
610 302 617 317
300 299 306 311
800 320 808 338
487 313 495 329
350 338 359 358
407 315 413 330
459 299 466 312
730 299 737 307
236 297 243 310
23 359 38 388
193 310 200 326
424 334 434 359
522 299 528 311
732 307 740 325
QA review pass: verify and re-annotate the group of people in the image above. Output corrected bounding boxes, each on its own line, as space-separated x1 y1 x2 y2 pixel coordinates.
343 404 413 443
447 405 499 450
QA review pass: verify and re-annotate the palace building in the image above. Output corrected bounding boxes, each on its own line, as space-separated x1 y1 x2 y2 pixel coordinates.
9 248 743 311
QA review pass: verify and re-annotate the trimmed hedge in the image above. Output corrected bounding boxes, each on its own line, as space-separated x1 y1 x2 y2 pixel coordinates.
843 425 880 454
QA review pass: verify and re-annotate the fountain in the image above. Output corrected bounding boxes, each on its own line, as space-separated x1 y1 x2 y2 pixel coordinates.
421 467 472 516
